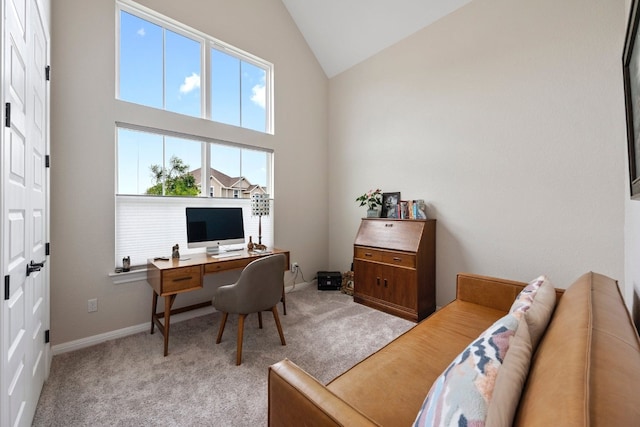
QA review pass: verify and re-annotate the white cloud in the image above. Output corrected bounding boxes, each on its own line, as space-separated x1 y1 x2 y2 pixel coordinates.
137 28 146 37
180 73 201 94
251 83 266 109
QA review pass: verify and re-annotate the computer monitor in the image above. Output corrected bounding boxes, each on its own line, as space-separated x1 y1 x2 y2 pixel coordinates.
185 207 245 254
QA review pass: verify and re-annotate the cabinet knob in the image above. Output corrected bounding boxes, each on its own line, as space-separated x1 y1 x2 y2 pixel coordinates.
365 252 373 257
384 223 393 227
384 279 388 287
393 257 401 262
376 277 380 285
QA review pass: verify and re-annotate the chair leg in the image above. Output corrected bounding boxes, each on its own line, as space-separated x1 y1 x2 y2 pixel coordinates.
271 306 286 346
237 313 247 365
258 311 263 329
281 286 287 315
216 312 228 344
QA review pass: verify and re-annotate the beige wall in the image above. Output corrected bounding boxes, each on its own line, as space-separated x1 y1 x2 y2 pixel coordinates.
50 0 635 347
50 0 328 345
328 0 628 306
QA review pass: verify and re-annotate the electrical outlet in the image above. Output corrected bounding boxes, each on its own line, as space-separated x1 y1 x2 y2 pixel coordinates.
88 298 98 313
291 262 299 274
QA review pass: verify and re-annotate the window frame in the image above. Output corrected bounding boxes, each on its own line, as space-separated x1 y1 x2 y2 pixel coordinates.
115 122 274 198
116 0 274 134
114 122 274 269
113 1 276 277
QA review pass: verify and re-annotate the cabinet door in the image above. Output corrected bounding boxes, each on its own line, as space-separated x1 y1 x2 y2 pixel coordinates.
354 260 384 300
384 267 417 310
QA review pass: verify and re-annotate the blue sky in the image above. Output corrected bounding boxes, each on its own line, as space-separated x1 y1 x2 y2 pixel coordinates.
117 10 268 195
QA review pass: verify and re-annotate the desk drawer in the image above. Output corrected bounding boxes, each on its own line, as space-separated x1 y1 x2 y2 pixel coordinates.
355 247 415 268
162 266 202 293
204 258 250 274
354 247 383 262
381 252 415 268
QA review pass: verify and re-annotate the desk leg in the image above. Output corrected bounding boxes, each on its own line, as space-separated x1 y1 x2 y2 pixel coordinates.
150 291 159 334
163 294 177 357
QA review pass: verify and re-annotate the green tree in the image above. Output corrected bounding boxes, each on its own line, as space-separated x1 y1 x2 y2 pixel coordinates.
146 155 200 196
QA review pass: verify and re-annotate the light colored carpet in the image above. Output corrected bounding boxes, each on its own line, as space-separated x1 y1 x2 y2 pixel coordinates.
33 285 414 426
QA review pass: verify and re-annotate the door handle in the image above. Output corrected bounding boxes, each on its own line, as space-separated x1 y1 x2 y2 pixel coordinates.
26 260 46 276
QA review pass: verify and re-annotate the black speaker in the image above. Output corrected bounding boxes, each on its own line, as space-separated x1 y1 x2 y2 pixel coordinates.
317 271 342 290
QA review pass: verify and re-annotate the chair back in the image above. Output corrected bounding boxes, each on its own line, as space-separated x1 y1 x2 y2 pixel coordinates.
228 254 285 313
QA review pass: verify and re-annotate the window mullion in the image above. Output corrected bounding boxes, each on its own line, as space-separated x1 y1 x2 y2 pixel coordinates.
203 42 210 120
162 136 166 196
238 60 242 128
202 142 210 197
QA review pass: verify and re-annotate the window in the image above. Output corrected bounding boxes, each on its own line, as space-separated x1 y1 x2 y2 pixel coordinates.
115 0 276 268
117 0 273 133
211 50 267 132
116 126 273 266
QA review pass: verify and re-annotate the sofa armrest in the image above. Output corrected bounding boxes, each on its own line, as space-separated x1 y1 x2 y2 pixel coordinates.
456 273 528 312
268 359 379 427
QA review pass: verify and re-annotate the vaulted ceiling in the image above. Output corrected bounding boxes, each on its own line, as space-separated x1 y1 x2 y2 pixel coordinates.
280 0 473 78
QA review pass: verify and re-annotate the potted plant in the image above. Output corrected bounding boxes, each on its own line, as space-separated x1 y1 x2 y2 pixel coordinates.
356 189 383 218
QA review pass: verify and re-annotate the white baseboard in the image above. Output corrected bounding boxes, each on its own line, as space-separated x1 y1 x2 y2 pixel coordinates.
52 281 310 356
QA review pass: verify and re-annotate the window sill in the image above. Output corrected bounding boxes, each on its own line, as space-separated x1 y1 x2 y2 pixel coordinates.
108 267 148 285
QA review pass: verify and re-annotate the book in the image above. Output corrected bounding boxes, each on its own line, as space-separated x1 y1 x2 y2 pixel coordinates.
413 199 427 219
400 201 410 219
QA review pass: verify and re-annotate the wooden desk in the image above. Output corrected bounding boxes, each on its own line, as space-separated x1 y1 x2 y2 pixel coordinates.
146 249 290 356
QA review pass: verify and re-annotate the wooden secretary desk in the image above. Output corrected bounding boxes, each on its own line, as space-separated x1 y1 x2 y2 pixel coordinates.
353 218 436 322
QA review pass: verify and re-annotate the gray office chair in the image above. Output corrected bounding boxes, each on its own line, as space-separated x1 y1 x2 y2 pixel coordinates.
213 254 286 365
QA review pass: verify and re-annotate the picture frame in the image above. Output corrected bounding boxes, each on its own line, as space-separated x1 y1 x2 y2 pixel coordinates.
623 0 640 199
381 192 401 218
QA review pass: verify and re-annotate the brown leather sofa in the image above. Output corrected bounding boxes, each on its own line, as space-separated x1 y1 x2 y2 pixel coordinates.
268 272 640 426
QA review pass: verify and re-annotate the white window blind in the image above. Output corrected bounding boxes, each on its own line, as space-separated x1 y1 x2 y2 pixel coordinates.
116 195 274 267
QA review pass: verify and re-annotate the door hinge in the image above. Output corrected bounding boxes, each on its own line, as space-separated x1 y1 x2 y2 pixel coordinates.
45 65 50 81
45 330 50 344
45 155 50 168
4 275 9 300
46 242 50 256
4 103 10 127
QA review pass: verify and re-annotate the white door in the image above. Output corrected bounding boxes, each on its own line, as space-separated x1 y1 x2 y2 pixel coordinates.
1 0 50 425
24 0 49 420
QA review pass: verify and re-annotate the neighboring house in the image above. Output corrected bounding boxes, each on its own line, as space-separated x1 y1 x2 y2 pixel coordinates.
190 167 268 199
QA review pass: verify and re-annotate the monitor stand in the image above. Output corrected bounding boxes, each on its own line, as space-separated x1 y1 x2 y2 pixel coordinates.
206 245 223 256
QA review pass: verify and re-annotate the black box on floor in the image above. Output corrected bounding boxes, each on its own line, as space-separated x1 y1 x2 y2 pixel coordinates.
317 271 342 290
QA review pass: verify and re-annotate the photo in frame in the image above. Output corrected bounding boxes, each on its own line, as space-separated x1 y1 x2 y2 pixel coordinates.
381 192 401 218
623 0 640 199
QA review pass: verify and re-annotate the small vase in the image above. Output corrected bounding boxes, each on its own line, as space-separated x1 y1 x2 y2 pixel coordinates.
367 208 380 218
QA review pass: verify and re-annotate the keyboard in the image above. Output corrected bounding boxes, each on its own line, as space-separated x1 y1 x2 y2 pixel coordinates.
211 252 242 259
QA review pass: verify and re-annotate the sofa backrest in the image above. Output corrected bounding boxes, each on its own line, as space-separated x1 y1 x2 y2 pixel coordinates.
456 273 564 312
515 272 640 426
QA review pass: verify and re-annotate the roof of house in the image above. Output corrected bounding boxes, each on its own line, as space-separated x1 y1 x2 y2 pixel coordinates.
190 167 246 188
190 168 266 194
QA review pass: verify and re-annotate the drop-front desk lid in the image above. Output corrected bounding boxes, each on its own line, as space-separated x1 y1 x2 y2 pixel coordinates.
354 218 435 252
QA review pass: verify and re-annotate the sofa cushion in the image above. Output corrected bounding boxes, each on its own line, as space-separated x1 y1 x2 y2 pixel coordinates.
515 272 640 426
413 313 520 427
326 300 506 427
509 275 556 349
485 316 532 426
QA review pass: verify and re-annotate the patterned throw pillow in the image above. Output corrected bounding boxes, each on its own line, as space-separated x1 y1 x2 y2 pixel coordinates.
413 313 520 427
509 275 545 315
509 275 556 348
485 315 532 426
